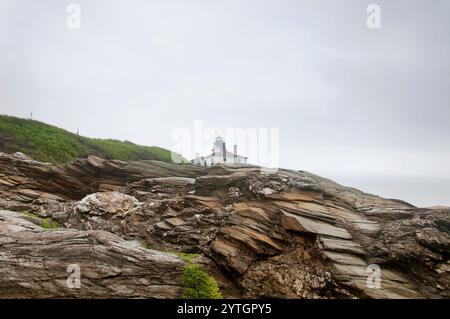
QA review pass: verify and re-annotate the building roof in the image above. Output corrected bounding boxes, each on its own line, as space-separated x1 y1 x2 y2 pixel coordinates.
193 151 247 160
192 135 247 161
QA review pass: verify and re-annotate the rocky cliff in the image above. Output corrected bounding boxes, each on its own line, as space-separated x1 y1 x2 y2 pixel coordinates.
0 152 448 298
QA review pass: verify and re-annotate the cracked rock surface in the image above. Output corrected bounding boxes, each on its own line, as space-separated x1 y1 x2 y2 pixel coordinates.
0 152 448 298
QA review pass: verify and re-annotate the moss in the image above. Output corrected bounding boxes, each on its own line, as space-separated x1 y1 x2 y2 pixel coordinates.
20 211 62 229
182 264 222 299
176 252 200 263
40 218 62 229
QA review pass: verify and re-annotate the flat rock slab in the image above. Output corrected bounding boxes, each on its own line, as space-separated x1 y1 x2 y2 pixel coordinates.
318 236 365 255
281 211 353 240
0 210 185 298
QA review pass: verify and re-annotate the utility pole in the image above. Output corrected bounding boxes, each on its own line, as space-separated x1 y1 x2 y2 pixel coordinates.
30 111 33 119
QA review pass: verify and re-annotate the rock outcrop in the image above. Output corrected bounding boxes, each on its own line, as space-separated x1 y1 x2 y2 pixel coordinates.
0 152 448 299
0 210 184 298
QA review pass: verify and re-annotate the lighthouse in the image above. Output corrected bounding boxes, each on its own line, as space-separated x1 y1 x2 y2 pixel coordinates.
191 135 248 167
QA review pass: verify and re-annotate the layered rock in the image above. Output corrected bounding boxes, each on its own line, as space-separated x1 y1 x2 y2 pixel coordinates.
0 152 448 299
0 210 185 298
0 152 205 203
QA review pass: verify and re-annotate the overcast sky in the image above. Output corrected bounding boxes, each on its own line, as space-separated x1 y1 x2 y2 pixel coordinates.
0 0 449 207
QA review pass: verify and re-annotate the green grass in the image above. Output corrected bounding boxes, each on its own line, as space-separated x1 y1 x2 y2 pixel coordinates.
0 115 186 164
182 264 223 299
176 252 200 263
21 211 62 229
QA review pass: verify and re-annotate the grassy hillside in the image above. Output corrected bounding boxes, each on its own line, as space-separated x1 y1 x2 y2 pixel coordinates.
0 115 182 164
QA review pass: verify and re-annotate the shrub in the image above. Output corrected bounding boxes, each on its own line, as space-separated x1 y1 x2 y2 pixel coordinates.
182 264 222 299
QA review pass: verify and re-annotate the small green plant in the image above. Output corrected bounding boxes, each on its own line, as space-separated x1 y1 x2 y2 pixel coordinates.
20 211 61 229
182 264 222 299
176 252 199 263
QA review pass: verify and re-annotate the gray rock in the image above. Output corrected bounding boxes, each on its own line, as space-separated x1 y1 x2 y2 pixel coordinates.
0 210 184 298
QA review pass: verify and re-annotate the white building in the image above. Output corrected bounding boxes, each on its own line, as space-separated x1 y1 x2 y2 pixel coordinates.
191 136 248 167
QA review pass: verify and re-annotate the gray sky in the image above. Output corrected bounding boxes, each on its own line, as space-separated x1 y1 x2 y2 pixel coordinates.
0 0 449 207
